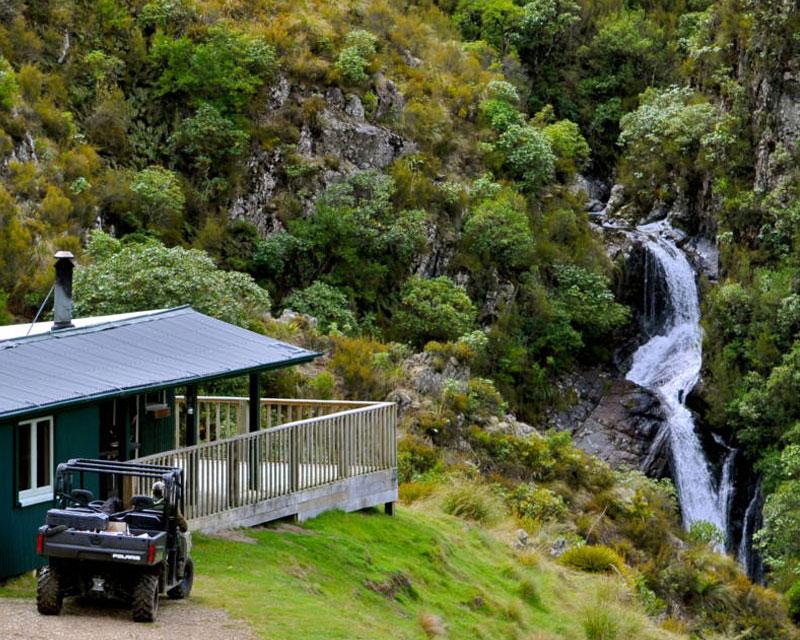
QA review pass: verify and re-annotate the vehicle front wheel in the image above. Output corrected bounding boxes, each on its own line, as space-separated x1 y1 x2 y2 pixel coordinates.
167 557 193 600
132 573 159 622
36 566 63 615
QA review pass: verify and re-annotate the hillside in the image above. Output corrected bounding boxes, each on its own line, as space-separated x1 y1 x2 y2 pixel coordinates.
7 0 800 637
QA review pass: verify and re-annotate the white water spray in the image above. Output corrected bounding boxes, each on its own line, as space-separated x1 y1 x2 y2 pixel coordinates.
625 221 728 538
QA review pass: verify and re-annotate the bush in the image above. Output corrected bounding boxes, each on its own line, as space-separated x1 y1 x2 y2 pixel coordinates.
130 166 184 241
74 231 270 328
462 190 534 274
398 434 440 483
441 479 505 524
560 545 626 574
508 483 566 522
394 276 477 346
284 282 357 334
496 124 555 190
785 580 800 623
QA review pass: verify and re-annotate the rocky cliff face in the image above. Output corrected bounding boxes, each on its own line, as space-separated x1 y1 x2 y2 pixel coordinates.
230 76 415 235
542 368 669 474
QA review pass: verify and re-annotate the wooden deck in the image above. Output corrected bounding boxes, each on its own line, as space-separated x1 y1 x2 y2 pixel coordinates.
135 397 397 532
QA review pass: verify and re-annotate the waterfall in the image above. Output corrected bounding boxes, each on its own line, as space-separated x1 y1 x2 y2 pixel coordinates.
625 221 729 540
738 485 763 578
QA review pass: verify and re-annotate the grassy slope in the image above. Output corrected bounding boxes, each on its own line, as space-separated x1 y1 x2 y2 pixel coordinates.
0 504 682 639
190 505 681 640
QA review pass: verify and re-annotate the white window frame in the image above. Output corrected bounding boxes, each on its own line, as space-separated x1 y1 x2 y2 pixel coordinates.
18 416 54 507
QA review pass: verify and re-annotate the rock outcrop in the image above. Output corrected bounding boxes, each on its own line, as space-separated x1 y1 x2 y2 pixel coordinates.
544 369 669 474
230 77 416 235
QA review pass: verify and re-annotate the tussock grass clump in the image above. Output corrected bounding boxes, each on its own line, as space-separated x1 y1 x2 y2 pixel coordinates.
582 605 619 640
418 610 446 637
560 545 626 574
519 577 542 607
441 479 505 524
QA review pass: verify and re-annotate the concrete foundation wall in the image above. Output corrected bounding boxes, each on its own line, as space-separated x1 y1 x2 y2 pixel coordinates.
189 468 398 533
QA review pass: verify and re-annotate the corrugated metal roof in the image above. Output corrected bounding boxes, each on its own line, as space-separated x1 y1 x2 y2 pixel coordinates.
0 307 320 419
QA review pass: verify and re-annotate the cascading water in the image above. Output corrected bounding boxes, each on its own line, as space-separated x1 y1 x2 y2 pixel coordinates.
625 221 729 540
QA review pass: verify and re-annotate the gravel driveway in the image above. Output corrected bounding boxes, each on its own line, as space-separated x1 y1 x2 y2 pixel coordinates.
0 597 253 639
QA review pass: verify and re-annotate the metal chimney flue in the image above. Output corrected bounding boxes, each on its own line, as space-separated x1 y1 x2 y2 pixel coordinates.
53 251 75 329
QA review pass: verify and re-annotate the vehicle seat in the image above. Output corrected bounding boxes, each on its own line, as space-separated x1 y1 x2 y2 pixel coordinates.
126 511 164 532
130 495 154 510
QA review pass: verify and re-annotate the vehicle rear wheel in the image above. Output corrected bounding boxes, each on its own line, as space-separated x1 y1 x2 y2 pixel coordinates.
167 557 193 599
36 566 63 615
132 573 159 622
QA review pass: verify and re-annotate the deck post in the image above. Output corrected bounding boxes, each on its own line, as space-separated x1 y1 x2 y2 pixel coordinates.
185 385 199 446
248 374 261 491
248 374 261 432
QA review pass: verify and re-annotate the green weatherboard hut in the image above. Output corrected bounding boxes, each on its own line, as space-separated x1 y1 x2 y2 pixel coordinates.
0 259 319 578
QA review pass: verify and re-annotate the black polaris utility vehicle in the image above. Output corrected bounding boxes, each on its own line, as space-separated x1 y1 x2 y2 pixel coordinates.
36 458 193 622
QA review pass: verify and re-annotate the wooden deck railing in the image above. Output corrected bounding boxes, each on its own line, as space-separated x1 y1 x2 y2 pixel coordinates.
173 395 377 447
136 398 396 522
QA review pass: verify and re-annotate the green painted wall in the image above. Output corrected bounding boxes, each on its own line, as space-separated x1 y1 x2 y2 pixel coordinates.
139 389 177 457
0 404 100 579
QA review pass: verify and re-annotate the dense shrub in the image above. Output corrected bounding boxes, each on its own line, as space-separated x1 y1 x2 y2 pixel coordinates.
394 276 477 346
508 483 566 522
73 231 270 328
283 281 357 334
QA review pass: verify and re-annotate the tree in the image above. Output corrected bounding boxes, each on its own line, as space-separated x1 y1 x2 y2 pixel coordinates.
130 166 185 241
496 123 556 190
394 276 477 346
454 0 523 53
284 281 357 334
462 190 535 274
74 231 270 328
149 26 276 114
619 85 716 210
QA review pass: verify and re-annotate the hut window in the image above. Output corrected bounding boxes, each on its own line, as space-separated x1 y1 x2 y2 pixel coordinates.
17 416 54 507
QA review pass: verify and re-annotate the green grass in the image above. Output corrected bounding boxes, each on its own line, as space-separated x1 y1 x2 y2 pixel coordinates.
0 505 682 639
191 505 680 640
0 571 35 598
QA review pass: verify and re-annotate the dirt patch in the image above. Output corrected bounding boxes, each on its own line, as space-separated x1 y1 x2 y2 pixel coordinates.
206 528 258 544
0 597 253 639
263 522 318 535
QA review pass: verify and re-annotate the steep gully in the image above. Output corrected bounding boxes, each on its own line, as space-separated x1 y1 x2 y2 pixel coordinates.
619 220 760 571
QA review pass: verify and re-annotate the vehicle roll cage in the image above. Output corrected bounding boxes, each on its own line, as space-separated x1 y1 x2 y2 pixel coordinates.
54 458 184 520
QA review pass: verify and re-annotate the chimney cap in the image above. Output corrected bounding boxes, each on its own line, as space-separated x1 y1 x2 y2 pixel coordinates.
54 250 75 260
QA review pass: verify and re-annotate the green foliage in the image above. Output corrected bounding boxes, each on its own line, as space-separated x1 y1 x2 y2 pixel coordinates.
618 85 716 211
398 434 440 484
0 56 18 109
507 483 566 522
74 231 270 328
687 521 725 547
268 171 427 310
394 276 477 346
463 190 534 275
582 605 619 640
170 102 249 173
559 545 626 574
283 281 357 334
129 165 184 241
335 30 377 85
441 478 505 524
453 0 522 53
550 264 630 338
496 124 556 191
0 289 12 324
541 116 590 180
150 26 276 114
